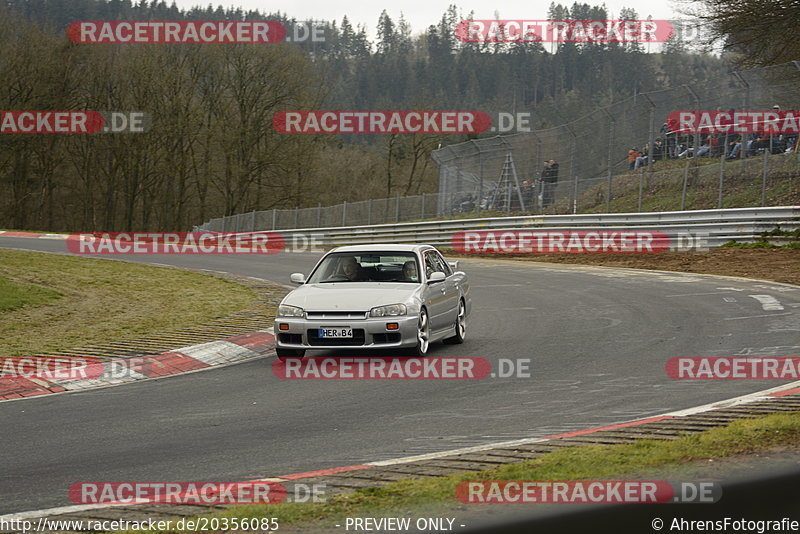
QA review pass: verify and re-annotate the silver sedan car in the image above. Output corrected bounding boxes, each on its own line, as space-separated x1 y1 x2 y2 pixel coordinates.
274 244 470 359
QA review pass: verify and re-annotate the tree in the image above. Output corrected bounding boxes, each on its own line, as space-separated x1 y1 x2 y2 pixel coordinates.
680 0 800 67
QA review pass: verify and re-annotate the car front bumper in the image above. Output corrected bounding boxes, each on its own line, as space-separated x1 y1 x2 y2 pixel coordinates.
275 315 419 350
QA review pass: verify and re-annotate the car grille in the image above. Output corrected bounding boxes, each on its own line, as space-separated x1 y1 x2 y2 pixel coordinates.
307 328 366 346
305 311 368 320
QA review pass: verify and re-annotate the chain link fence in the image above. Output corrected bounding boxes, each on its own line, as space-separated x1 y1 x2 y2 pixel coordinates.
195 61 800 233
195 194 447 232
433 61 800 217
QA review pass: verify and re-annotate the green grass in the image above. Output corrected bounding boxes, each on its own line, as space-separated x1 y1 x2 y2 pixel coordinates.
0 276 63 312
0 249 257 358
123 411 800 533
565 154 800 214
721 226 800 248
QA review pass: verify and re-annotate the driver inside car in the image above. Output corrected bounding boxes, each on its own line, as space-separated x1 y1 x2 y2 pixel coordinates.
402 260 418 282
341 256 368 281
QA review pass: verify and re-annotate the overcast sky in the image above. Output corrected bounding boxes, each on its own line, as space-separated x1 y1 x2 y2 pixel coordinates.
171 0 691 39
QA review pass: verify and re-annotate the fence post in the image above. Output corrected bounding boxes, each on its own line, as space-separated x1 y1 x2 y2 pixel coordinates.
762 147 768 206
477 147 484 216
685 84 701 211
732 71 750 174
719 133 728 209
251 210 256 232
569 127 577 214
271 209 276 230
396 194 401 222
294 207 299 229
641 93 656 189
531 131 542 214
681 162 689 211
638 167 645 212
601 109 615 213
569 135 578 215
421 193 425 219
342 201 347 226
368 199 372 225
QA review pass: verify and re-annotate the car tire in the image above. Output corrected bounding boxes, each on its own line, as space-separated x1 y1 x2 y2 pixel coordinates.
276 348 305 361
410 308 430 357
443 299 466 344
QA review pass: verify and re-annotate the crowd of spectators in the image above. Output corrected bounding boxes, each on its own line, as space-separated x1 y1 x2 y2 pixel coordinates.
626 105 799 171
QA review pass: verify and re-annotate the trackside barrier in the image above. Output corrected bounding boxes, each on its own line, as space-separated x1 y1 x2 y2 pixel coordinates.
216 206 799 250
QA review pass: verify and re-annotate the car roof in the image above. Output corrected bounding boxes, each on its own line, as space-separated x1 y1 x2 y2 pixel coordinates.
329 244 434 254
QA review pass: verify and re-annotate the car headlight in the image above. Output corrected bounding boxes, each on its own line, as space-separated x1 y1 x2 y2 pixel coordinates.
369 304 407 317
277 304 305 317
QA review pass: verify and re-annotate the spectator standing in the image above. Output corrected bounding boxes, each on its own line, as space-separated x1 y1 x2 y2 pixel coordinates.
541 159 559 207
628 147 639 170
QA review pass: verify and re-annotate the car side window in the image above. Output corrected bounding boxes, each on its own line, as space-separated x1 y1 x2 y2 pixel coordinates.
424 251 450 278
424 252 438 277
435 252 452 276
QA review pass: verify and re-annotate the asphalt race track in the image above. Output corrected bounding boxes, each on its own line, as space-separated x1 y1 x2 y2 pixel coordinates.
1 236 799 515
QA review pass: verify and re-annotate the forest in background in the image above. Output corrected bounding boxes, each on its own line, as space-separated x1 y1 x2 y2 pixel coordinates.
0 0 731 231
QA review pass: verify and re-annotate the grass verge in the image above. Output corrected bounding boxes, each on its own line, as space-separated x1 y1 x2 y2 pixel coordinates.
0 275 63 312
124 410 800 533
0 249 257 358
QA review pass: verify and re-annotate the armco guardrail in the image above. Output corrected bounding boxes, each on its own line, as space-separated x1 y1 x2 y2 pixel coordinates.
227 206 800 249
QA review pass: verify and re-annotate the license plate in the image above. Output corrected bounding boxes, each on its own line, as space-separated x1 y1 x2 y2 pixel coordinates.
319 327 353 338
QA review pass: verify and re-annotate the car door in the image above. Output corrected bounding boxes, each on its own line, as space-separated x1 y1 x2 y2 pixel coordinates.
422 250 458 334
433 250 460 329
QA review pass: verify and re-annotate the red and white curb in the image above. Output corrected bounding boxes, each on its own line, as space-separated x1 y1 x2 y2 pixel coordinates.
0 331 275 401
3 378 798 522
0 231 67 239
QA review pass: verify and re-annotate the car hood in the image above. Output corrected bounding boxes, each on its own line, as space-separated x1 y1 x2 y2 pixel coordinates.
282 283 421 311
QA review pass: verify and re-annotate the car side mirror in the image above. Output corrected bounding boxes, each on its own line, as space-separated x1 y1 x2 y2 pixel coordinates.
448 261 459 271
290 273 306 284
427 271 446 284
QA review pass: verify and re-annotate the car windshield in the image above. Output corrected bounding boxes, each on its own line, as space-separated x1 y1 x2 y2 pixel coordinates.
306 252 420 283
